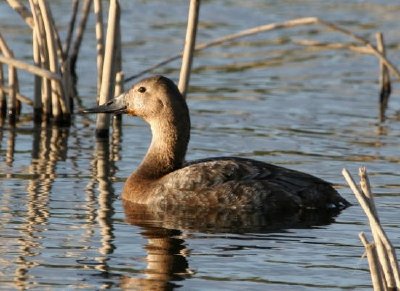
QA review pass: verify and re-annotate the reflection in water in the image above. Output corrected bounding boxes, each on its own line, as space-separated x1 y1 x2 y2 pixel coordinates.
122 200 344 290
120 226 191 290
15 125 69 289
85 138 117 281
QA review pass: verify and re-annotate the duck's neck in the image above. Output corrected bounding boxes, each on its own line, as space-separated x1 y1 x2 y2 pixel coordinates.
135 115 190 180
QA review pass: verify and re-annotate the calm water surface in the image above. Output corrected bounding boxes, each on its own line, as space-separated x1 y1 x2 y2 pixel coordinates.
1 1 400 290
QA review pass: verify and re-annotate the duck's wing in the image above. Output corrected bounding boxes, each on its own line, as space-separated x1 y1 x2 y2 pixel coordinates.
159 157 349 210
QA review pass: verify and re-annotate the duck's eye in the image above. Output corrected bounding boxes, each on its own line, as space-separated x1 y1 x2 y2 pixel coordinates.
138 86 146 93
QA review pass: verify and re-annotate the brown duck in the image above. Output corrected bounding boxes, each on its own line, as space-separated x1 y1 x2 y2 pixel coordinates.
85 75 350 212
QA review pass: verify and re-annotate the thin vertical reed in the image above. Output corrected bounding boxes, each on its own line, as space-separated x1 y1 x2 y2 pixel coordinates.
376 32 391 123
63 0 79 57
29 0 51 119
359 233 385 291
96 0 119 138
5 0 34 28
37 0 63 122
94 0 105 96
0 63 6 119
33 32 42 122
8 64 17 124
44 1 65 63
0 34 18 123
69 0 92 70
178 0 200 98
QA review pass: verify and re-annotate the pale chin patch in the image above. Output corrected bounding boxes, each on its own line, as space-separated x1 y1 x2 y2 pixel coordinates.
133 95 144 110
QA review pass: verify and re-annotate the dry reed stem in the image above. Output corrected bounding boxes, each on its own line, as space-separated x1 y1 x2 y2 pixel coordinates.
293 40 374 54
0 33 18 121
178 0 200 98
359 233 386 291
376 33 391 123
43 1 64 62
343 168 400 288
0 63 5 117
6 0 34 29
38 0 69 119
63 0 79 57
32 32 42 115
125 17 400 84
96 0 119 138
359 167 395 288
0 55 60 80
69 0 92 65
94 0 105 95
0 85 33 105
30 0 51 117
37 0 60 120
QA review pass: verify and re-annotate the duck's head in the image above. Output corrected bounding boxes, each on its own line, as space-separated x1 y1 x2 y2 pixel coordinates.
84 75 188 122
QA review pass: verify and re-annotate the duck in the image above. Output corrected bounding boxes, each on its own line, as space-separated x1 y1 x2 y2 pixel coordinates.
84 75 350 212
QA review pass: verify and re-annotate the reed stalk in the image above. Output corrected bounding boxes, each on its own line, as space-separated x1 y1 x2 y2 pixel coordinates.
342 168 400 290
5 0 34 28
69 0 92 71
29 0 51 119
359 233 385 291
0 55 60 81
37 0 64 122
376 33 391 123
94 0 105 96
32 32 42 121
178 0 200 98
63 0 79 57
0 34 19 123
96 0 119 138
0 85 32 105
0 63 6 118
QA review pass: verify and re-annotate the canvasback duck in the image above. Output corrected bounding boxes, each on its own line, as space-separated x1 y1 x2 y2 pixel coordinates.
85 75 350 212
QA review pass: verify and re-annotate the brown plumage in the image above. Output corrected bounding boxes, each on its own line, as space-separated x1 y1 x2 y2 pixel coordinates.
84 75 350 213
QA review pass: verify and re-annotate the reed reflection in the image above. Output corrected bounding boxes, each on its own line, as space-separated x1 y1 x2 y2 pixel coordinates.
13 124 69 289
84 137 118 280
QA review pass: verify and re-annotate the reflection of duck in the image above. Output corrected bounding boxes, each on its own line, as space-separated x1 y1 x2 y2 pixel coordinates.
120 223 191 290
85 75 350 212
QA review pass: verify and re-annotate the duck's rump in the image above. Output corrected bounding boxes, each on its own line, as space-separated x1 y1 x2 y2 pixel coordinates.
156 157 350 211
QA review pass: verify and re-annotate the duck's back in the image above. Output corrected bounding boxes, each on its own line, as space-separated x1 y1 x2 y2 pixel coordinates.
140 157 350 212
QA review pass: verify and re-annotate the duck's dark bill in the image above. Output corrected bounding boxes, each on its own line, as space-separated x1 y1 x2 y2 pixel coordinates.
83 95 127 114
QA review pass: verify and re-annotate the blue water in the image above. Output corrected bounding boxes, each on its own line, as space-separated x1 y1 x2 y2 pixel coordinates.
1 1 400 290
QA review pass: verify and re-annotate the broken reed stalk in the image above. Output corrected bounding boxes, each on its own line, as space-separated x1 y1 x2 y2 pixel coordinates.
359 168 395 288
96 0 120 138
342 168 400 290
125 17 400 85
359 233 385 291
178 0 200 99
376 32 391 123
94 0 105 96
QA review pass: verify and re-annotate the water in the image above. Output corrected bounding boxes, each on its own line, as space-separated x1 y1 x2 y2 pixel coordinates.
1 0 400 289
